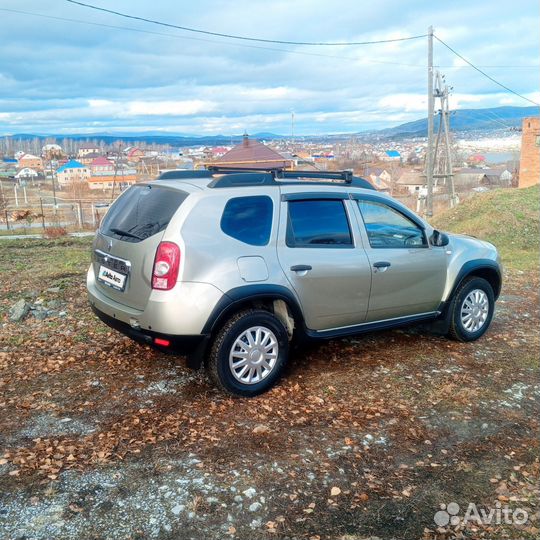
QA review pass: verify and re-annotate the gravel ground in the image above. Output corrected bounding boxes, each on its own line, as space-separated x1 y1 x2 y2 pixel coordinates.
0 238 538 540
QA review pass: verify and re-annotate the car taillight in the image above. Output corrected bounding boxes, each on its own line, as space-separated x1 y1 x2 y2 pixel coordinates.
152 242 180 290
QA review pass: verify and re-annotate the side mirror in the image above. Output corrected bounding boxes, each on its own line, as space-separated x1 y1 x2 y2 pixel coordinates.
430 229 450 247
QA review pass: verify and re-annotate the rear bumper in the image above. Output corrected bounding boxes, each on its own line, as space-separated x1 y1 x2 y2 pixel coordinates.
87 264 224 335
91 304 208 356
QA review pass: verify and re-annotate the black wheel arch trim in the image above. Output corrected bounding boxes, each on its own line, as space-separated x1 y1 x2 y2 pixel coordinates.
202 284 306 336
437 258 502 324
450 259 502 300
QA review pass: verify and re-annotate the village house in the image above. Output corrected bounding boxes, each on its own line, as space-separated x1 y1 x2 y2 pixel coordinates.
466 154 487 167
453 167 512 190
210 146 230 159
78 152 101 166
14 167 40 182
480 168 513 187
210 134 295 170
365 167 391 184
87 170 137 191
125 147 145 162
77 142 101 158
90 156 115 174
381 150 401 162
395 170 427 194
56 159 91 187
17 153 43 171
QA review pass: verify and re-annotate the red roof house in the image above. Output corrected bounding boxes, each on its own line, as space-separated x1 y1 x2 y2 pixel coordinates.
211 134 294 169
90 156 114 174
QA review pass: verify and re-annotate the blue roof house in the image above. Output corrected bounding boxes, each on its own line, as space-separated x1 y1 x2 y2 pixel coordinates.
56 159 90 187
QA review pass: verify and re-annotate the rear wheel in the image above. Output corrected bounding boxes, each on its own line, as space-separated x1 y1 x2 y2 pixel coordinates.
207 309 289 397
447 276 495 342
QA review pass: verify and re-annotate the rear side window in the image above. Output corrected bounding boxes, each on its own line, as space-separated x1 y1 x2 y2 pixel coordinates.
101 185 188 243
220 196 273 246
287 199 353 247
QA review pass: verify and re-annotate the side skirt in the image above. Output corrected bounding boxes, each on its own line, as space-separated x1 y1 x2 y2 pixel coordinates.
305 311 440 340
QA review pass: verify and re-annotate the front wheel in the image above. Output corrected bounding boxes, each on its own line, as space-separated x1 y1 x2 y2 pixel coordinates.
207 309 289 397
447 276 495 342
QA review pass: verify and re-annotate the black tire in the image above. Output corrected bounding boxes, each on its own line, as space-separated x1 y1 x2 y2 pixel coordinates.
447 276 495 342
207 309 289 397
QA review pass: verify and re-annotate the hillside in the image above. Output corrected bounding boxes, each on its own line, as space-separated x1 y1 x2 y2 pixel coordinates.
375 106 539 138
431 185 539 271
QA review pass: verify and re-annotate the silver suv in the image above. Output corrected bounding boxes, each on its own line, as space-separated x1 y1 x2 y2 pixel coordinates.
87 168 502 396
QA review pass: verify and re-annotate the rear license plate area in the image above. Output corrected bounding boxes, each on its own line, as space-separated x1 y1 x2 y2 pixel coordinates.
95 250 130 292
97 265 127 291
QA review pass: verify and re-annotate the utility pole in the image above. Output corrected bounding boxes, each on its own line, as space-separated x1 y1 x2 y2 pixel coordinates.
425 26 435 217
441 82 457 207
49 159 57 214
291 110 295 153
110 143 121 201
40 198 46 229
432 71 458 208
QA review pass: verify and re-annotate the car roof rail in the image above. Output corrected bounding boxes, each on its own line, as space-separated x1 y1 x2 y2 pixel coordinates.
205 166 375 190
157 166 375 191
277 170 353 182
207 172 276 188
157 169 214 180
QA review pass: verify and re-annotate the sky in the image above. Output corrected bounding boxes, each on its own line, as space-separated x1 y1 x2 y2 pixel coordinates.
0 0 538 136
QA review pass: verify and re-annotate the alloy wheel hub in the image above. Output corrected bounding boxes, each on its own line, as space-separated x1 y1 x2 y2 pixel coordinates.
460 289 489 333
229 326 279 385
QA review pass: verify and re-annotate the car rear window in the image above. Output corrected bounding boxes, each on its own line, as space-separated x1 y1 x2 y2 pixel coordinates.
220 196 273 246
100 185 188 243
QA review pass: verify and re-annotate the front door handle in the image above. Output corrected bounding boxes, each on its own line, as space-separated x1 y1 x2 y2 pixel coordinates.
373 261 391 272
290 264 312 272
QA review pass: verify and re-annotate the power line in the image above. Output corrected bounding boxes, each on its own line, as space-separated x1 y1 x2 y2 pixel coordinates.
434 35 540 106
0 8 422 67
455 110 514 130
65 0 427 46
4 8 538 71
442 65 539 69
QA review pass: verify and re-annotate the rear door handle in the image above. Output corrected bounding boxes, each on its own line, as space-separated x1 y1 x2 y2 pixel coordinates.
290 264 312 272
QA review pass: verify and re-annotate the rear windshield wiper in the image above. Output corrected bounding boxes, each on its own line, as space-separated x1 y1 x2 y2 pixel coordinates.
109 227 143 240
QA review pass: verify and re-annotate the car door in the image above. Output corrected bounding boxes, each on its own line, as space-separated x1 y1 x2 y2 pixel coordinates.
352 195 447 322
276 192 372 331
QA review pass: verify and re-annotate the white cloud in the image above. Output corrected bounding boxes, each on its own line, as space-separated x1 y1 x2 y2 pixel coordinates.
378 94 427 112
125 100 216 116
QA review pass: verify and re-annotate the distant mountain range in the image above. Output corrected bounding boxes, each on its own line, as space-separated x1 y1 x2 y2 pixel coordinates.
4 106 538 146
4 132 275 147
374 106 539 139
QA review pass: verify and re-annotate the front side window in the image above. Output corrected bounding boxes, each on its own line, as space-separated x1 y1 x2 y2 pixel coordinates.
220 196 273 246
287 199 353 247
357 200 427 248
